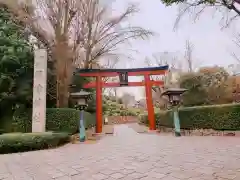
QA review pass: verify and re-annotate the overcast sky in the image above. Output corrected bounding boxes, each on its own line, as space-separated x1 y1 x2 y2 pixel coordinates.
107 0 240 100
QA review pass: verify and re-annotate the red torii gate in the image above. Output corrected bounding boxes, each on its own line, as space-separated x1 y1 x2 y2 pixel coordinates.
77 66 169 134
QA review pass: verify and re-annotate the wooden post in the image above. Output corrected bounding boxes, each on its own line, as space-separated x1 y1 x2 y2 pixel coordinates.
96 75 103 133
144 75 156 130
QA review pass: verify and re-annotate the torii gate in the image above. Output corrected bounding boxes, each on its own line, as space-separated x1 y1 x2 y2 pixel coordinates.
77 66 169 133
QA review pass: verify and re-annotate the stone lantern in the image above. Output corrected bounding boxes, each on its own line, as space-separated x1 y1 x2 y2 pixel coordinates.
70 90 92 142
161 88 187 137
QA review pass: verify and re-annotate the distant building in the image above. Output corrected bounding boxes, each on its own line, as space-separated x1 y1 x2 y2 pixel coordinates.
165 68 182 88
134 99 147 109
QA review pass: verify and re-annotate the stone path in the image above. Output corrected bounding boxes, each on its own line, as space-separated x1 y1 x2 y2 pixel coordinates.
0 124 240 180
127 123 149 133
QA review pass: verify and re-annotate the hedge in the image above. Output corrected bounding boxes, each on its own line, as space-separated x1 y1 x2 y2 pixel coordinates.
140 103 240 130
0 132 70 154
0 108 96 134
46 109 96 133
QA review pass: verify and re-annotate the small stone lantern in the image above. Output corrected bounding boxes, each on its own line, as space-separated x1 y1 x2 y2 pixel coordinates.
161 88 187 137
70 90 92 142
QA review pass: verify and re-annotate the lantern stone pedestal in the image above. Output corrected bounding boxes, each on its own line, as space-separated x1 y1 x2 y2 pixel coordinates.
79 110 86 142
161 88 187 137
173 107 181 137
70 90 92 142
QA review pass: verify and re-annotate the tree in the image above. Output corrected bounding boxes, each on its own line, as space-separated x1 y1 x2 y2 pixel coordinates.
231 33 240 64
185 40 194 72
180 72 208 106
144 51 183 109
121 92 135 108
161 0 240 28
180 66 232 106
0 5 34 125
199 66 231 104
1 0 153 108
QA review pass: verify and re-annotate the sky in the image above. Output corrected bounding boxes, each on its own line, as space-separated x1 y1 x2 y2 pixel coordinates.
107 0 240 100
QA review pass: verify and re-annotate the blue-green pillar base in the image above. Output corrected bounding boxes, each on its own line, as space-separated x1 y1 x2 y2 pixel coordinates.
80 136 86 142
175 132 181 137
173 107 181 137
79 110 86 142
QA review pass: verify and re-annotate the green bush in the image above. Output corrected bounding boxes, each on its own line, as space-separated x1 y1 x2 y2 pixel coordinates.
120 109 140 116
103 100 141 116
140 104 240 130
47 109 96 133
46 108 80 133
0 132 70 154
3 108 96 134
83 112 96 129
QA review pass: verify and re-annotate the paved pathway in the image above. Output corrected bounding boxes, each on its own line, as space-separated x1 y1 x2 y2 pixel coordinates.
0 124 240 180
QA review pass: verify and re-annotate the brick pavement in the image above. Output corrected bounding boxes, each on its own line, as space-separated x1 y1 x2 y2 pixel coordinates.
0 124 240 180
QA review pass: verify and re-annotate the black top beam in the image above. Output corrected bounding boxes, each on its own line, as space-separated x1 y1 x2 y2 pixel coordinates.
75 65 169 73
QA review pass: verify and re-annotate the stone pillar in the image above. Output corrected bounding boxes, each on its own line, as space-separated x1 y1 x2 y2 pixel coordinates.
32 49 47 132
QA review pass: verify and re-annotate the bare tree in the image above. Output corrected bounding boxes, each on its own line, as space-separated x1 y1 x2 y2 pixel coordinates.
185 40 194 72
161 0 240 29
101 58 118 94
145 51 182 72
2 0 153 107
144 48 200 108
121 92 135 108
104 76 119 101
144 52 181 109
75 1 154 69
231 33 240 64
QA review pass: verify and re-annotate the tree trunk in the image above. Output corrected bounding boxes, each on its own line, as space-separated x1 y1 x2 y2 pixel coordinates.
114 88 117 102
56 74 69 108
55 36 70 108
